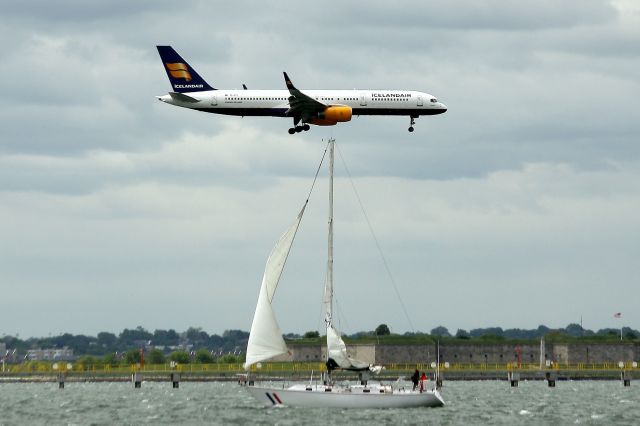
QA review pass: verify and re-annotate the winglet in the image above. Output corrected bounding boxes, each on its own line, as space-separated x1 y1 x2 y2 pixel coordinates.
283 72 297 91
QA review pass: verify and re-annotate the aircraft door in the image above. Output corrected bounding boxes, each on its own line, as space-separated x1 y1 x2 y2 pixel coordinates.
359 93 367 106
211 94 217 106
417 96 423 107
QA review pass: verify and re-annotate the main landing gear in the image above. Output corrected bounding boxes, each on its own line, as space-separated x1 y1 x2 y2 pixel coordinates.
288 124 310 134
408 116 417 132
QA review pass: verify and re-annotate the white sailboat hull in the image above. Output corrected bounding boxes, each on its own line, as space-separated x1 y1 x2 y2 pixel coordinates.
245 383 445 408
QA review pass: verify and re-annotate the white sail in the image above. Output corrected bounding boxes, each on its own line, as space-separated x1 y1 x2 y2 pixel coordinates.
244 206 306 370
327 325 370 370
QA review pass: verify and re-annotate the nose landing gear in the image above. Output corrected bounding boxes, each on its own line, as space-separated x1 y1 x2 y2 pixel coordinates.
408 116 417 132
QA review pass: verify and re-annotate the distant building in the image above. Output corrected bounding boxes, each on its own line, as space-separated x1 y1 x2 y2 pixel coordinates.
132 340 153 350
26 347 74 361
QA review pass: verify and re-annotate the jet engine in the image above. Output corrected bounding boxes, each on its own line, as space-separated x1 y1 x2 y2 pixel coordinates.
310 106 352 126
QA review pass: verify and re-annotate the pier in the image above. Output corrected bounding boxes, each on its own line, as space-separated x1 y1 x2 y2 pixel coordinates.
0 361 636 384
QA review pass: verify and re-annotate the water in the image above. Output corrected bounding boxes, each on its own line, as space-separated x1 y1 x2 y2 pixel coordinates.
0 380 638 425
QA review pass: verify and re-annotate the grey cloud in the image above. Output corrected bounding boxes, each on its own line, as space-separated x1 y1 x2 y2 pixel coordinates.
6 0 615 31
1 0 639 337
1 0 179 22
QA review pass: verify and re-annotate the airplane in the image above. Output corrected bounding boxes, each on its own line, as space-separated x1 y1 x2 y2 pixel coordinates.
156 46 447 134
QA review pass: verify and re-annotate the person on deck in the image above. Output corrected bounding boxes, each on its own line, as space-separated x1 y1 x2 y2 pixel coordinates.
411 369 419 391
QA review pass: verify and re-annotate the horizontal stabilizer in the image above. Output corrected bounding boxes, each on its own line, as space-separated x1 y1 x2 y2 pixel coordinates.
168 91 200 103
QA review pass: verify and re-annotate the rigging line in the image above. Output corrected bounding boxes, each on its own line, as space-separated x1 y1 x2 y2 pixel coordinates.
316 263 325 335
334 296 352 336
335 143 416 333
305 139 330 205
313 140 331 335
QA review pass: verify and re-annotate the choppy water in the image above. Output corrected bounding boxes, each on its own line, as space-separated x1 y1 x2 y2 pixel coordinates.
0 380 638 425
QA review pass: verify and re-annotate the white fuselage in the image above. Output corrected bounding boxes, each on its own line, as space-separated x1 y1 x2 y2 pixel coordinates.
157 89 447 118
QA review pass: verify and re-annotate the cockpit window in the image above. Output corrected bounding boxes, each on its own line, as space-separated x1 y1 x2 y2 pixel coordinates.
430 98 437 103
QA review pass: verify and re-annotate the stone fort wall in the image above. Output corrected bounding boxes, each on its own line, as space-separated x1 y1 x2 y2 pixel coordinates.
287 342 639 365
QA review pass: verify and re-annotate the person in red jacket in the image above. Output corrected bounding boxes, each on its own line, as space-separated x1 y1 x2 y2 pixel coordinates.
419 371 427 392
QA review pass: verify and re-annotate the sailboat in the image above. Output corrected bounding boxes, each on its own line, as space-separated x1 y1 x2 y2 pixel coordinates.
243 139 445 408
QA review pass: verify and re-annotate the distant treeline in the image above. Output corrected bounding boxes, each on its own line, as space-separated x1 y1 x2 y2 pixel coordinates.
421 323 639 341
1 324 638 357
0 327 250 357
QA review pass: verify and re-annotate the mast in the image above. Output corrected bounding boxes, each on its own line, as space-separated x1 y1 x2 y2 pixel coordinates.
322 138 376 374
324 138 335 326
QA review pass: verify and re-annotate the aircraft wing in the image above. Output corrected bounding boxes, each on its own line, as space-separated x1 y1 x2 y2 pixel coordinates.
283 72 326 117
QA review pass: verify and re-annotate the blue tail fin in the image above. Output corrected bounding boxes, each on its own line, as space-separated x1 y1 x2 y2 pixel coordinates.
156 46 215 92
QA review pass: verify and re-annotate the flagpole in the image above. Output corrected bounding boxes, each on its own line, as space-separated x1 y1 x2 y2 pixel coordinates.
614 313 622 341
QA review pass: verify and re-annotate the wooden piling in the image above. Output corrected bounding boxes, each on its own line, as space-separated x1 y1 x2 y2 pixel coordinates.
508 371 520 387
171 372 180 388
546 371 557 387
622 370 631 387
132 372 142 388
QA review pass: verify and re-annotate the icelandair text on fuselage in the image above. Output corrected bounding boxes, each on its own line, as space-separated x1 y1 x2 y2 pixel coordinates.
372 93 411 98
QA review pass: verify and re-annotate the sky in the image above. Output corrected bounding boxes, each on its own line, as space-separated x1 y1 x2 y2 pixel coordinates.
1 0 639 339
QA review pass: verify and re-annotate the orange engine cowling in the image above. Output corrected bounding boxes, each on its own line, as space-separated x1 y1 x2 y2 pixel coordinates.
309 106 353 126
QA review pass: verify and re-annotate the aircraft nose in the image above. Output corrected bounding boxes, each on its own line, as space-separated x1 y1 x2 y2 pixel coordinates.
439 103 447 113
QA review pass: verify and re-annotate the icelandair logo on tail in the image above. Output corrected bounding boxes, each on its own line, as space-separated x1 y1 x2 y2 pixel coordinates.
165 62 192 81
165 62 204 89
